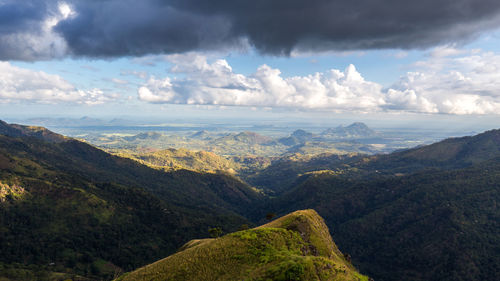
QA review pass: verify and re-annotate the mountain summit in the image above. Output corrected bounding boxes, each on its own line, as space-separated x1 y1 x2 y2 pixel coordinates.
115 209 369 281
322 122 376 138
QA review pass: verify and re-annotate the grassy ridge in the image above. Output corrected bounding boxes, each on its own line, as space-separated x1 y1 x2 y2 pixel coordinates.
116 210 369 281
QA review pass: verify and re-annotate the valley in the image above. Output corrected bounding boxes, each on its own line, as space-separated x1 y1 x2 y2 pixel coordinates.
0 119 499 281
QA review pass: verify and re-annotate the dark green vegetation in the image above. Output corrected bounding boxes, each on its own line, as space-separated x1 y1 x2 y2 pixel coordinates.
115 210 369 281
259 129 500 281
1 119 499 281
0 121 260 280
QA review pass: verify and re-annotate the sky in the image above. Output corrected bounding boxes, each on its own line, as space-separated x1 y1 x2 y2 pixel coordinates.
1 0 500 129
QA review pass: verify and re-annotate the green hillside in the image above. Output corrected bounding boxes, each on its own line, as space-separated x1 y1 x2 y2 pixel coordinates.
112 147 240 173
0 121 259 280
115 210 369 281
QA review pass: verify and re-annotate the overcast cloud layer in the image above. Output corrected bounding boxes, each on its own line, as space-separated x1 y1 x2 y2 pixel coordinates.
2 0 500 60
138 50 500 114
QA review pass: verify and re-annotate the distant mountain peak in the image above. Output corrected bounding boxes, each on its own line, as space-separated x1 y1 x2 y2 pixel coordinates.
234 131 272 144
322 122 375 138
347 122 370 129
191 130 211 139
291 129 314 138
277 129 315 146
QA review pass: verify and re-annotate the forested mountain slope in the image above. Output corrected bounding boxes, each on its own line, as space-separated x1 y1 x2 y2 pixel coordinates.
265 137 500 281
0 121 260 280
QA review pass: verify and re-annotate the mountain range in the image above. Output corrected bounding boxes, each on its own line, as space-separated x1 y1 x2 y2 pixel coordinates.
86 122 397 157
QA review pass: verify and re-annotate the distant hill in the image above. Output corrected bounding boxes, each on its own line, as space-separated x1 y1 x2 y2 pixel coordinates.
115 210 369 281
207 131 282 156
278 129 315 146
123 131 163 141
291 129 315 139
229 131 273 145
322 122 376 138
190 130 211 139
116 148 239 173
87 124 395 157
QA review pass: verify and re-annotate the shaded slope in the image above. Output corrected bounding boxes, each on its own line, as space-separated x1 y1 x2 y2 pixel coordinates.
355 128 500 175
252 129 500 194
272 158 500 281
116 210 369 281
247 153 360 194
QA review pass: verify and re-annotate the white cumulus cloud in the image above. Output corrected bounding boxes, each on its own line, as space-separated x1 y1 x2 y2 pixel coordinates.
138 53 386 111
137 49 500 115
387 49 500 114
0 62 116 105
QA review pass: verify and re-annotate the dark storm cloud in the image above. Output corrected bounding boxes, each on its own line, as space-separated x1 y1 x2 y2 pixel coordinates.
54 0 237 57
0 1 47 33
0 0 60 60
171 0 500 54
2 0 500 60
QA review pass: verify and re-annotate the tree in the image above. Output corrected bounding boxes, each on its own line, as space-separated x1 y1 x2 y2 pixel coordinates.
208 227 222 238
266 212 276 221
238 224 249 231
